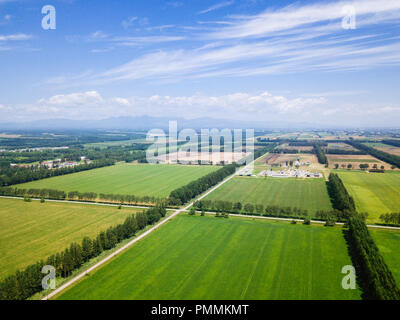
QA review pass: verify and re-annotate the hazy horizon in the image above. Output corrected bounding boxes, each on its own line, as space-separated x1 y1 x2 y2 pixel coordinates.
1 0 400 127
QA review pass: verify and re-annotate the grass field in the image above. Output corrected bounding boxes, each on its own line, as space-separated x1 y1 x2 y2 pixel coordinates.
16 163 218 198
0 198 141 279
203 177 332 214
57 215 360 300
371 229 400 286
337 171 400 223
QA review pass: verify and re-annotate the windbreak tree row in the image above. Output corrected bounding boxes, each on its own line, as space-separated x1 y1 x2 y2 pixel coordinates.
347 140 400 168
0 159 115 186
169 163 238 205
327 173 400 300
314 144 328 164
0 187 165 206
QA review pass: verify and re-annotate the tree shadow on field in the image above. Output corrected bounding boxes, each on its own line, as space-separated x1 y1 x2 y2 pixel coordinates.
342 228 371 300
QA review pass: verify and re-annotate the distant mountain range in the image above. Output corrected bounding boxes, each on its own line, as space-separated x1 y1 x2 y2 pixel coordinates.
0 115 323 131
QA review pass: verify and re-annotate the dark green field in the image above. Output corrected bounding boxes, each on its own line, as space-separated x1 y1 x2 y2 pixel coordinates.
57 215 360 300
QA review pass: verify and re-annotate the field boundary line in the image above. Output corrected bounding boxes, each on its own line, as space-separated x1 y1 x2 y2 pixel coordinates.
0 195 176 211
194 211 400 230
41 170 237 300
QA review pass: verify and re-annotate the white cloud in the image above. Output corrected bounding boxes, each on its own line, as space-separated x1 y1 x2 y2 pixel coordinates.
37 91 103 106
121 16 138 29
52 0 398 85
198 1 235 15
3 90 400 127
3 90 326 122
0 33 32 41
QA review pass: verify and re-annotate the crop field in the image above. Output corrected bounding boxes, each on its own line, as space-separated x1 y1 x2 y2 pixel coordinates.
337 171 400 223
203 177 332 214
327 154 392 170
16 163 218 198
57 215 360 300
0 198 141 279
326 143 358 151
371 229 400 286
364 142 400 156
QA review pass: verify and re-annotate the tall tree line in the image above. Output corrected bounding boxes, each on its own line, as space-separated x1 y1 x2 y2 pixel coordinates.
0 205 166 300
327 173 400 300
0 187 165 205
314 144 328 164
169 163 238 205
347 213 400 300
0 159 115 186
326 173 356 212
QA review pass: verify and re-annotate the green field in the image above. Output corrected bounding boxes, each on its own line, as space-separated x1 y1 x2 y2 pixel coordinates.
363 142 393 148
333 159 379 163
57 215 360 300
338 171 400 223
0 198 141 279
16 163 218 198
371 228 400 286
203 177 332 214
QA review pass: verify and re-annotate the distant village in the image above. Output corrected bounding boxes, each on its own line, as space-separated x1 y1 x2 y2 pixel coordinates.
239 158 323 178
11 156 90 169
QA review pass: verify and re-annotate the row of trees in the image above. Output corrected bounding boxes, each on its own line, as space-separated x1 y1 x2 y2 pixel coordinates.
194 200 311 219
382 140 400 148
347 213 400 300
0 204 167 300
325 149 366 155
380 213 400 226
271 149 314 154
169 163 238 205
327 173 400 299
194 199 355 222
314 144 328 164
347 141 400 168
326 173 356 212
0 159 115 186
289 141 328 147
0 187 165 206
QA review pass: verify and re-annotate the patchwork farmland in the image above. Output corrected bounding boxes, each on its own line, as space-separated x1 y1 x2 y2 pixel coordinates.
56 215 361 300
203 176 333 215
337 171 400 223
0 197 142 279
16 163 219 198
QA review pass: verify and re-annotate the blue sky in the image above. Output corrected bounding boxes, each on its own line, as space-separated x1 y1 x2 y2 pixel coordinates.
1 0 400 127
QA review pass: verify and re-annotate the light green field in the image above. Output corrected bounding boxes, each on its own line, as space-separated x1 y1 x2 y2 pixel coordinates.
0 198 141 279
371 229 400 286
57 215 360 300
16 163 218 198
204 177 332 214
338 171 400 223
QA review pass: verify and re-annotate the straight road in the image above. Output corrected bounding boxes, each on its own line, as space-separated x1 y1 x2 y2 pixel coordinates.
41 171 237 300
